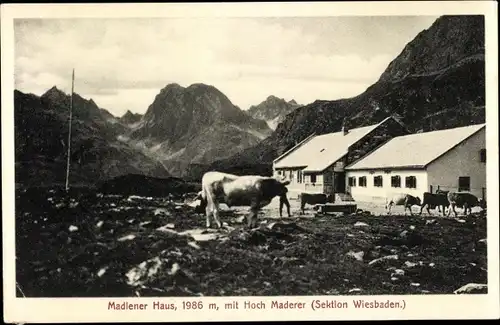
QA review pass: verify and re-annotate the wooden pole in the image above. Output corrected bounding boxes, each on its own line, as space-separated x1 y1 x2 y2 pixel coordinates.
65 69 75 192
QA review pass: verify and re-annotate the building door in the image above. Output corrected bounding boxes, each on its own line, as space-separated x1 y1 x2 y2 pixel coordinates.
334 172 346 193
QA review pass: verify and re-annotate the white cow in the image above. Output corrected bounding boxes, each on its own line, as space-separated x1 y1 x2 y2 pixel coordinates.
386 193 422 216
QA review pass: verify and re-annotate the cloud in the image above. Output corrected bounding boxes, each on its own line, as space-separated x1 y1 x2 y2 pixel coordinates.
14 17 438 116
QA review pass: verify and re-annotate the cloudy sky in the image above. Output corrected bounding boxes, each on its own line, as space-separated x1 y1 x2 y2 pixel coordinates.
15 16 438 117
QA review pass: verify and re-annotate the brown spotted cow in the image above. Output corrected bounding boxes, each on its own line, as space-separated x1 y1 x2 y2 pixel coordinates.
299 193 334 214
446 192 484 217
196 171 291 229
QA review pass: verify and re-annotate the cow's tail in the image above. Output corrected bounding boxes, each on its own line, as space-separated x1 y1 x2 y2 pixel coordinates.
194 187 208 213
200 186 208 210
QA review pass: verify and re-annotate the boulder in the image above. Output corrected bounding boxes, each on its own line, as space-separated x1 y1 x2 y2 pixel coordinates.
346 251 365 262
354 221 369 228
391 269 405 277
454 283 487 294
368 254 399 266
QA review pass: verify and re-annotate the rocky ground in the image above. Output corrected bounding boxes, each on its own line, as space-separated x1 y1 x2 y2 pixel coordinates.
15 187 487 297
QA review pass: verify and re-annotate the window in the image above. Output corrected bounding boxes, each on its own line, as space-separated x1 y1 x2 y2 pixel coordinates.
458 176 470 192
358 176 367 187
391 175 401 188
480 149 486 163
289 170 294 182
348 177 356 187
373 175 383 187
310 174 317 183
405 176 417 189
297 170 303 184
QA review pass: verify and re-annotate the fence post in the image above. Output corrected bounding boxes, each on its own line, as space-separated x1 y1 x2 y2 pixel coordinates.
482 187 486 201
437 185 440 192
430 185 433 193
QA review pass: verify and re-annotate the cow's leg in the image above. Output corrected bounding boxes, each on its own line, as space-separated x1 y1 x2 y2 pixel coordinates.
247 207 259 229
203 188 214 228
452 204 458 218
300 199 305 215
463 203 470 217
205 205 212 228
211 203 222 229
387 202 392 215
245 212 252 229
426 205 432 215
419 204 425 216
408 204 414 216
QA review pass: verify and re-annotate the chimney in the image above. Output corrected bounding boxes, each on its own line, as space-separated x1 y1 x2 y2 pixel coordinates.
341 118 349 136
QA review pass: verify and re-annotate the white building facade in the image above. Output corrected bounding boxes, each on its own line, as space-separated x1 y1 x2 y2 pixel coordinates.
345 169 429 203
345 124 486 202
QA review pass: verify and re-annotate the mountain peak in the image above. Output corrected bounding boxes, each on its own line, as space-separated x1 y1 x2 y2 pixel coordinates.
186 83 223 96
266 95 281 101
378 15 484 83
188 83 213 89
135 82 271 144
43 85 67 98
120 110 142 124
216 15 485 175
122 110 134 118
160 83 185 93
247 95 303 130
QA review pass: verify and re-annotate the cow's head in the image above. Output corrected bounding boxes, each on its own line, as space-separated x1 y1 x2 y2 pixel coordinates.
278 177 291 196
276 175 290 186
262 177 289 198
415 196 422 206
478 198 487 209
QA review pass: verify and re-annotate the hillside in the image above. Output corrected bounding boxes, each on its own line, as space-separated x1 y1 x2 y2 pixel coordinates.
208 15 485 178
127 83 273 176
14 89 170 187
247 96 302 130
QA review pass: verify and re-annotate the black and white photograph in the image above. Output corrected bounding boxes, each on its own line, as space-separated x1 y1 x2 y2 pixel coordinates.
2 2 499 323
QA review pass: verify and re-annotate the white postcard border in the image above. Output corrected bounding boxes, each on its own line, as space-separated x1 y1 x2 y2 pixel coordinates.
2 1 499 323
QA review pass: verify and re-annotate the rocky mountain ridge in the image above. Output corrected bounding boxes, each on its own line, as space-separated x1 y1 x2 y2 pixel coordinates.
207 15 486 177
15 88 170 186
247 95 302 130
126 83 273 176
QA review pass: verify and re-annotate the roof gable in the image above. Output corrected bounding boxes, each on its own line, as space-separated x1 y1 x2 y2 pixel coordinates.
345 123 485 170
274 117 395 171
